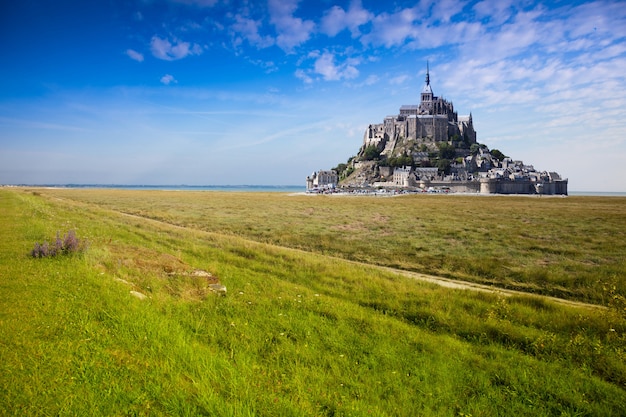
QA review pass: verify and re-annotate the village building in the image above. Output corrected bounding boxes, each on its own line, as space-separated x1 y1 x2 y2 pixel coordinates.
393 166 413 187
306 170 338 191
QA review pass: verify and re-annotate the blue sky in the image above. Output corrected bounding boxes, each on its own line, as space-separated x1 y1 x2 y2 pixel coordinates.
1 0 625 190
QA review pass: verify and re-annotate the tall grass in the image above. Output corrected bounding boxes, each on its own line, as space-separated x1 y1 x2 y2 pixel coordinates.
0 188 624 415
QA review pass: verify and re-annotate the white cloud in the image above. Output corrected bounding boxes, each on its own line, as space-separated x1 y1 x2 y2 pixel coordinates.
389 74 409 85
321 0 373 37
268 0 315 52
160 74 177 85
125 49 144 62
430 0 467 24
473 0 515 25
295 69 313 84
360 6 420 47
363 75 379 86
249 59 278 73
295 51 362 83
171 0 218 6
230 14 274 49
150 36 203 61
313 52 359 81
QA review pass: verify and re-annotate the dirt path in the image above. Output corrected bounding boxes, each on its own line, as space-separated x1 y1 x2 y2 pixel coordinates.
371 265 605 310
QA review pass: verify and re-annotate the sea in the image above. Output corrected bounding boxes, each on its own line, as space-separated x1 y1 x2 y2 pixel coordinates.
568 191 626 197
15 184 306 193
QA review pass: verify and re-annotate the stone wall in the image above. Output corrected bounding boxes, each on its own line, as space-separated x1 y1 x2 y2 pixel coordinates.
480 178 568 195
438 181 481 193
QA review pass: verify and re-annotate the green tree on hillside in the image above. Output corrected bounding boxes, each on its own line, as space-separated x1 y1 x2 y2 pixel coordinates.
490 149 508 161
385 155 413 168
436 158 451 175
362 145 381 161
438 142 456 160
333 163 347 175
470 143 488 155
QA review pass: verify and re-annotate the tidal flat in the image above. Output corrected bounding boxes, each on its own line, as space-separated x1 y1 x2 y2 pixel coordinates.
1 188 624 415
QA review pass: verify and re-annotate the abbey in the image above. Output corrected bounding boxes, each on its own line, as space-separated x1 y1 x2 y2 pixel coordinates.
307 64 567 195
364 63 476 155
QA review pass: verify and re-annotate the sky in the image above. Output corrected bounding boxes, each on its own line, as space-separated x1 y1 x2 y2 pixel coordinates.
1 0 625 191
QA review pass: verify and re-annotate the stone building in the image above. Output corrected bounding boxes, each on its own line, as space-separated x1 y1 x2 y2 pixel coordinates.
306 170 338 191
363 64 477 156
393 166 413 187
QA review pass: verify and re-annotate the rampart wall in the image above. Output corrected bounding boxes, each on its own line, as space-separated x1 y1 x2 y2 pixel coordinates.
480 178 568 195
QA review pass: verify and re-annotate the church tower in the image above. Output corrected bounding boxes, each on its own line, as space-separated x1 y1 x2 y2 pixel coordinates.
420 62 433 106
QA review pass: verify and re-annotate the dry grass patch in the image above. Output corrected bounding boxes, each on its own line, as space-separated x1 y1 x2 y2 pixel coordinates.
330 222 367 232
99 243 221 301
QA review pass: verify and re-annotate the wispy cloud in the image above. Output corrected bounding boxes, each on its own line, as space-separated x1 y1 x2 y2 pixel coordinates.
125 49 144 62
389 74 409 85
429 0 467 24
150 36 203 61
320 0 372 37
296 50 361 83
360 6 420 47
160 74 177 85
0 116 90 132
229 14 274 49
473 0 515 25
170 0 218 7
268 0 315 52
312 52 359 81
295 69 313 84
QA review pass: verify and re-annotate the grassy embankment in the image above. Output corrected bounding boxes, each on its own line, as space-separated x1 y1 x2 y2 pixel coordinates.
1 188 625 415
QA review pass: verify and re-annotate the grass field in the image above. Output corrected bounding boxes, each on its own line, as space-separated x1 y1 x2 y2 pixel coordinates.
1 188 625 415
37 188 626 304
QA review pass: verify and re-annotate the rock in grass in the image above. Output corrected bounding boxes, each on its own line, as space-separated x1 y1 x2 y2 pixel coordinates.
209 284 227 296
130 290 148 300
114 277 130 285
191 269 213 277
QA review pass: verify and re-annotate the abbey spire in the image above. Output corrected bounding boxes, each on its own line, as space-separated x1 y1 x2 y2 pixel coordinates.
421 61 433 103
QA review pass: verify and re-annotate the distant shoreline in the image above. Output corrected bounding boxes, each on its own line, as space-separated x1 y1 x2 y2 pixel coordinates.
1 184 305 193
2 184 625 196
567 191 626 197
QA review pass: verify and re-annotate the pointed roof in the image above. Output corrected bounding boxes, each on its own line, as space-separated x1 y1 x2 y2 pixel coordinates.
421 61 433 95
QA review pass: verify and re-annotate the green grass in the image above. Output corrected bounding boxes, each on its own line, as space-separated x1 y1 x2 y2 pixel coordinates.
1 188 625 415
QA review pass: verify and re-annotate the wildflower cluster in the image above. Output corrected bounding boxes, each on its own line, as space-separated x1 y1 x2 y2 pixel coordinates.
30 230 87 258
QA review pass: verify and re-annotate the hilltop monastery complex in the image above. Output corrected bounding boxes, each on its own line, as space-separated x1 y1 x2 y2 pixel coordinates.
363 63 476 150
307 65 568 195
